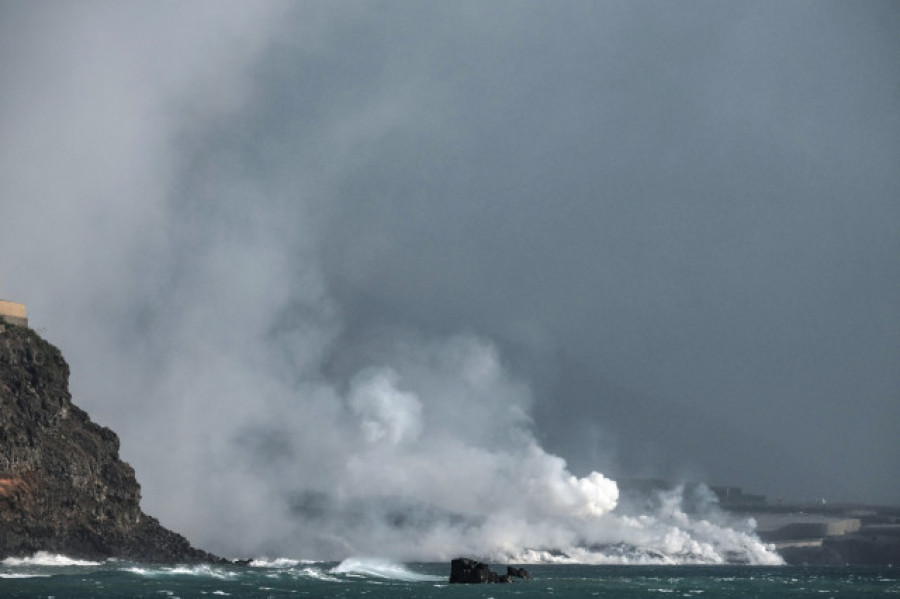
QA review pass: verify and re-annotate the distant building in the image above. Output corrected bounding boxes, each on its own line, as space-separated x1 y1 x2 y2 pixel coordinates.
0 300 27 327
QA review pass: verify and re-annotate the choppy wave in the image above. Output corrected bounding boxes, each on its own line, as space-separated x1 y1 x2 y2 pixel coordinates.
122 558 431 585
330 557 444 582
293 566 342 582
125 564 239 579
1 551 103 567
1 561 895 597
249 557 320 568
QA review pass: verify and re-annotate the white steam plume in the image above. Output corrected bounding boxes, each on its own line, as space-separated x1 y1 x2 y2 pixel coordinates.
0 3 782 565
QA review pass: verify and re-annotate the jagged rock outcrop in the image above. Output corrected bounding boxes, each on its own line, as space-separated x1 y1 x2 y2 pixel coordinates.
449 558 513 583
0 321 221 563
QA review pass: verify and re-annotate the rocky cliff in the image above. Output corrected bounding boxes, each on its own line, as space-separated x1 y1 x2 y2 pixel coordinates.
0 321 220 563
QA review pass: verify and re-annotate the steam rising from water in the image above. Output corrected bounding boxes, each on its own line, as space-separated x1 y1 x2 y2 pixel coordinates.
175 327 779 564
0 3 792 565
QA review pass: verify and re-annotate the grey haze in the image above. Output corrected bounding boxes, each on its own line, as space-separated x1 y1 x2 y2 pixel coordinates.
0 1 898 557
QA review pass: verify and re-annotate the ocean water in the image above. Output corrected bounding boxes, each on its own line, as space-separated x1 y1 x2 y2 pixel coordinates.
1 553 897 598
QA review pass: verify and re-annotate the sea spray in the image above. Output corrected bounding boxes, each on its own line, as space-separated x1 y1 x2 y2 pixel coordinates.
331 557 444 582
1 552 103 567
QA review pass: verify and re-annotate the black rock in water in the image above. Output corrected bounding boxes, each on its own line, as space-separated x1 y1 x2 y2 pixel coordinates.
0 322 223 563
449 558 513 583
507 565 531 579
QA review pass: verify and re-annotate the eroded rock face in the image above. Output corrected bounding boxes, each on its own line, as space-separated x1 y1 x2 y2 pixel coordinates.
507 565 531 579
0 322 220 563
449 558 513 583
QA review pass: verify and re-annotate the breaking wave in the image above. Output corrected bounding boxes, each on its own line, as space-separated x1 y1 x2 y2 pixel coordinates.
248 557 313 568
1 552 103 567
125 564 239 579
330 557 444 581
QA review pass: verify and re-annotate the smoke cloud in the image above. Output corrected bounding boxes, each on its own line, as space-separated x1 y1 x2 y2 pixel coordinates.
1 1 897 562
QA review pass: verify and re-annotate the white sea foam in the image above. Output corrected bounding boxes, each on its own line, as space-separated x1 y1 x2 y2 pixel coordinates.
330 557 444 582
0 573 51 578
248 557 317 568
292 567 341 582
166 565 238 579
125 564 239 579
1 552 103 567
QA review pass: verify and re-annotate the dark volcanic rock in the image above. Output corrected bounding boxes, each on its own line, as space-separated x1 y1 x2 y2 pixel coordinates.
507 565 531 579
0 322 221 563
449 558 512 583
778 532 900 566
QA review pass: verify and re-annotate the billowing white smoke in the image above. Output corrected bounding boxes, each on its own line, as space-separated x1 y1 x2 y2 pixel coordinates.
0 3 783 565
326 337 622 551
349 369 423 445
258 334 780 564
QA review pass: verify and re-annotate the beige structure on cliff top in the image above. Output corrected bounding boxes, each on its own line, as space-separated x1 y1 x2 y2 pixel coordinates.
0 300 27 327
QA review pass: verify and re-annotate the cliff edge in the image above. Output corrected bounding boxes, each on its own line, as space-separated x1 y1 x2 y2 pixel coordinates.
0 321 220 563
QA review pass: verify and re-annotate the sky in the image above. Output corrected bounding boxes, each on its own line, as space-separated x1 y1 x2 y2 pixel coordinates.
1 1 898 559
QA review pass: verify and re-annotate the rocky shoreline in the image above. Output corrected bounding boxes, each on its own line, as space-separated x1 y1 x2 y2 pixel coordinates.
449 558 531 583
0 321 221 563
4 318 897 567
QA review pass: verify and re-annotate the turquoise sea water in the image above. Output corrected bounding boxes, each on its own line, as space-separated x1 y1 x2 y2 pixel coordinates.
1 555 898 598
